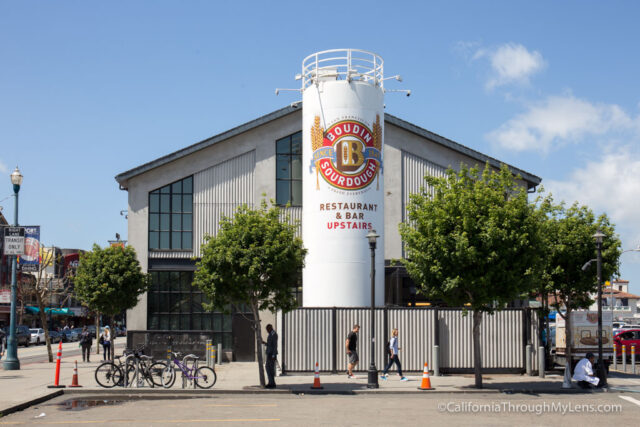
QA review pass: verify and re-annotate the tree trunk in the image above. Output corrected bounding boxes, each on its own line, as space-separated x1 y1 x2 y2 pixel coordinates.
35 292 53 362
565 308 573 379
95 312 101 355
251 303 266 387
110 315 116 361
472 310 483 389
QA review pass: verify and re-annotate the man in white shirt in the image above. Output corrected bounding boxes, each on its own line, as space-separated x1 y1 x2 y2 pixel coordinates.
572 353 600 389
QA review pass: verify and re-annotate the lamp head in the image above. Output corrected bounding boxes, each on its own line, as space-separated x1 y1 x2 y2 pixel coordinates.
593 230 605 244
366 229 380 248
10 167 23 186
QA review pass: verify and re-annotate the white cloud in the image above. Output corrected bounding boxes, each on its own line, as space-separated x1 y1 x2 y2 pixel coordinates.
486 95 639 153
474 43 546 89
546 147 640 254
0 160 7 174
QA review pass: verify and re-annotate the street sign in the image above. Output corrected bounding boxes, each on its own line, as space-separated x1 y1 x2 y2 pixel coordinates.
3 227 25 255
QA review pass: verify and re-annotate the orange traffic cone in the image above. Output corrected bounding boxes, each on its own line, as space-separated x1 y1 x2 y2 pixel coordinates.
417 363 434 390
68 360 82 387
311 362 323 389
47 341 66 389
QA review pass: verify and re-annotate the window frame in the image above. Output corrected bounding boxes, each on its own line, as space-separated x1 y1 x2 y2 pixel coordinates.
275 132 302 207
148 176 193 251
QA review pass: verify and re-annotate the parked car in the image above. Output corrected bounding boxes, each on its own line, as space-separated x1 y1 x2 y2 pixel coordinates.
0 329 6 354
14 326 31 347
29 328 46 345
614 329 640 358
48 330 63 343
62 328 80 342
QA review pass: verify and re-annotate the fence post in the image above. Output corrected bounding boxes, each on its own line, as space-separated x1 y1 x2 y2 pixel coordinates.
205 339 212 368
538 346 545 378
331 307 337 374
433 308 440 376
526 344 532 376
217 343 222 365
281 311 286 375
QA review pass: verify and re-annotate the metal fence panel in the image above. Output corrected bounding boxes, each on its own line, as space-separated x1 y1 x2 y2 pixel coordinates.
438 309 474 368
283 309 333 371
386 308 435 371
335 308 385 374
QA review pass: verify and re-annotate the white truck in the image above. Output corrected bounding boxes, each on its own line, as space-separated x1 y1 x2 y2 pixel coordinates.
554 310 613 369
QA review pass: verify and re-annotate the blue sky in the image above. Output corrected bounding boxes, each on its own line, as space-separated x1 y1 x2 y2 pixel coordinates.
1 1 639 293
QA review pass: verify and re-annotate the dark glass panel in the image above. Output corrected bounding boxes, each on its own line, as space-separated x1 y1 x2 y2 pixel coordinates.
171 232 182 249
171 195 182 213
276 155 290 179
276 137 290 154
180 314 190 330
149 194 160 213
171 181 182 194
182 194 193 213
147 292 159 313
160 232 170 249
192 314 202 330
159 272 170 292
291 132 302 154
171 215 182 231
222 315 232 332
183 232 192 250
160 214 170 231
149 214 160 231
191 293 203 313
160 185 170 194
160 294 171 312
276 181 290 205
148 315 159 330
149 232 159 249
223 333 233 349
150 272 159 292
183 176 193 193
170 315 179 330
213 315 222 332
182 214 192 231
169 272 180 290
178 294 190 313
180 272 191 292
213 333 222 346
159 315 169 330
291 181 302 206
291 156 302 179
161 194 170 212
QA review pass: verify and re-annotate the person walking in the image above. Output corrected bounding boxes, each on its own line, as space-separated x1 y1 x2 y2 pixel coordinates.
381 328 407 381
346 324 360 379
80 326 93 362
264 324 278 388
100 326 111 361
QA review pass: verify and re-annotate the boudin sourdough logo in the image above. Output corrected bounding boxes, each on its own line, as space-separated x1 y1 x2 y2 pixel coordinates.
310 115 382 191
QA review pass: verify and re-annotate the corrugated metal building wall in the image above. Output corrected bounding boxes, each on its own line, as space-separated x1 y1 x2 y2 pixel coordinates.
282 308 540 373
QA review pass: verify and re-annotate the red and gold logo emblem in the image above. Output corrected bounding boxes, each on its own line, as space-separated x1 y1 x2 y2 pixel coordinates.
310 115 382 191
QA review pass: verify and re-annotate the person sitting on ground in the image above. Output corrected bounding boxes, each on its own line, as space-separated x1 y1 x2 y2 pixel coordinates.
572 352 601 389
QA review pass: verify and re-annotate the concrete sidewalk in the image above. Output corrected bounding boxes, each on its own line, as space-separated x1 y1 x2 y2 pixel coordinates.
2 358 640 416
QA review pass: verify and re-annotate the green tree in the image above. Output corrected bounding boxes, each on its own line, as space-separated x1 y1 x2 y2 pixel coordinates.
193 200 307 387
538 197 621 380
74 244 149 360
399 163 543 388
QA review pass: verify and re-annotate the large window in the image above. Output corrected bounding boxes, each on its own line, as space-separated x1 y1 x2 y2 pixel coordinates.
276 132 302 206
147 271 232 348
149 176 193 250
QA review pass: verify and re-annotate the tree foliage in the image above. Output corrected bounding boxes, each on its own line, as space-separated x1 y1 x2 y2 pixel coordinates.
74 244 149 316
193 200 307 386
399 163 543 388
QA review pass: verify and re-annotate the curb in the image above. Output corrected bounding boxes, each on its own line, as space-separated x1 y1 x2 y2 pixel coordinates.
0 391 65 418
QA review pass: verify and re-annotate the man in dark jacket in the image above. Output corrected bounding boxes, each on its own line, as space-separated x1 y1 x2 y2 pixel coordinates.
264 324 278 388
80 326 93 362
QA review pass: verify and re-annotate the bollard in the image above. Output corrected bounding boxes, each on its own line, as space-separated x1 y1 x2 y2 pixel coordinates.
433 345 440 376
613 345 617 371
526 344 532 376
211 345 216 368
205 340 212 368
538 346 545 378
633 345 636 375
217 343 222 365
623 345 627 372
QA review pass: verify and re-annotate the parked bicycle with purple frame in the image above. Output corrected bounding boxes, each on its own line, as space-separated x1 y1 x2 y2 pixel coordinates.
160 351 217 389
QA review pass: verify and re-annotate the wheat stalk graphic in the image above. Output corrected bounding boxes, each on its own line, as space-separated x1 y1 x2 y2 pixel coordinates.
311 116 324 190
372 114 382 190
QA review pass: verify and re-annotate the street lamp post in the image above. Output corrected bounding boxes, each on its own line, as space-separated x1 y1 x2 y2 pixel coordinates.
3 167 23 371
593 230 607 387
366 229 379 389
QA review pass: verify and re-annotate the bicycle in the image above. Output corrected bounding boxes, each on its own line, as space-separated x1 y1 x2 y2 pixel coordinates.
95 346 166 388
160 351 216 389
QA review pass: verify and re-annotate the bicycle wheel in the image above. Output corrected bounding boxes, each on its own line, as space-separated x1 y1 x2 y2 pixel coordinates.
195 366 216 389
148 362 168 387
95 362 123 388
161 365 177 389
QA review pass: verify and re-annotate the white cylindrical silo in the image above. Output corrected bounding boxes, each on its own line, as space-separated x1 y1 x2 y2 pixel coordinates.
301 49 385 307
